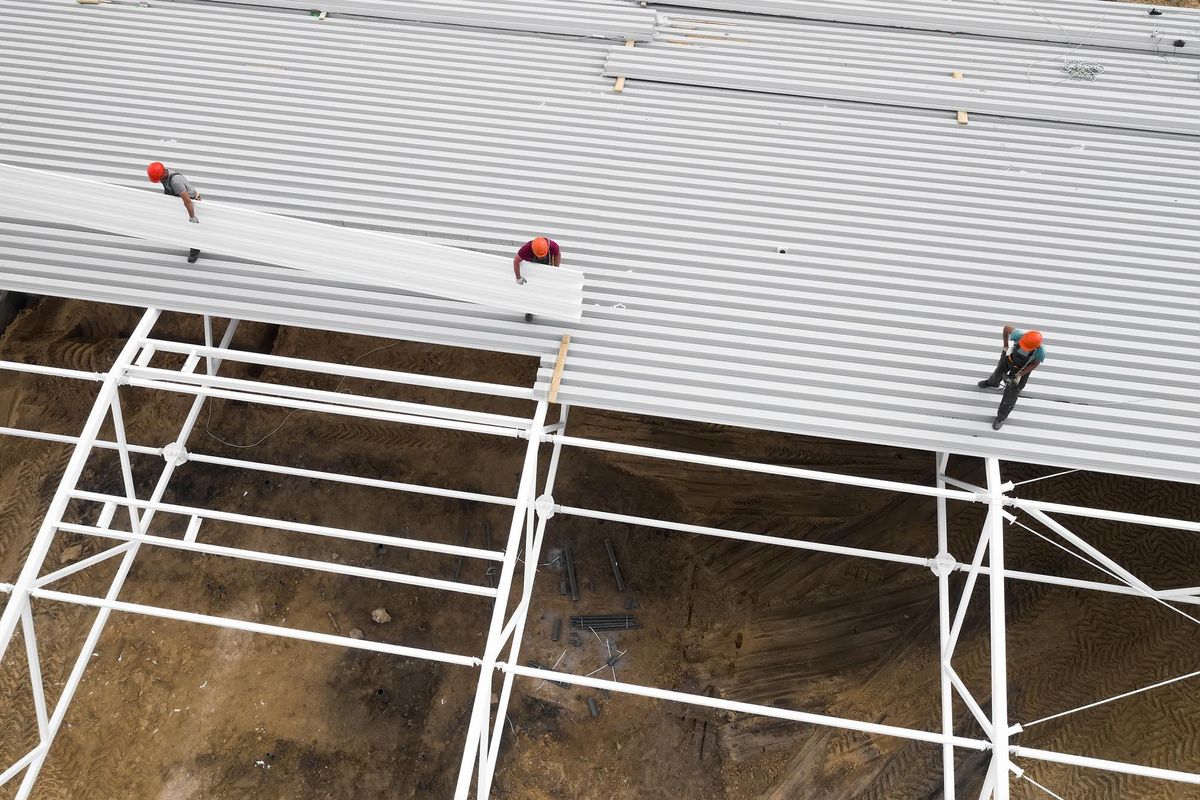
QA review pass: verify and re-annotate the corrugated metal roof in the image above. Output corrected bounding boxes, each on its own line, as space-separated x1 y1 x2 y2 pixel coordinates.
652 0 1200 55
0 163 585 320
609 13 1200 135
185 0 659 40
0 220 563 355
3 0 1200 483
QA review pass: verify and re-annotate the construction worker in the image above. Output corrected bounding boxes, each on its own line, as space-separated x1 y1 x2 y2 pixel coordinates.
147 162 203 264
513 236 561 322
977 326 1046 430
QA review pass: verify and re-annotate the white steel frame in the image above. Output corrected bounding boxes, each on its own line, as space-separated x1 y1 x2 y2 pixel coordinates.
1 307 1199 798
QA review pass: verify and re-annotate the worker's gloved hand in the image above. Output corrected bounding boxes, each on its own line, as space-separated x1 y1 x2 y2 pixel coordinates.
516 277 527 285
189 216 199 224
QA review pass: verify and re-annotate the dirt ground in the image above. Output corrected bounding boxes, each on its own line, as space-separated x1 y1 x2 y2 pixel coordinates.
2 298 1200 799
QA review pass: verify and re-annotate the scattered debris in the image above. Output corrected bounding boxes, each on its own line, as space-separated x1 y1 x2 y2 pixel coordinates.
370 608 392 624
564 543 579 602
570 615 641 631
586 697 600 718
347 628 364 640
59 544 84 564
327 611 340 634
603 538 626 592
551 618 562 642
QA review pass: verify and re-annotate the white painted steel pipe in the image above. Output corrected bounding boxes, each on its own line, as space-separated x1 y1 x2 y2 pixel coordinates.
985 458 1011 800
55 522 497 598
33 543 135 589
0 308 159 665
183 450 520 508
124 375 525 440
1012 747 1200 786
556 503 932 567
19 586 481 667
0 746 46 788
497 663 991 751
0 423 519 508
935 452 956 800
143 338 536 399
1007 498 1200 535
483 405 571 792
548 434 979 502
70 490 503 562
1020 507 1155 595
455 399 549 800
125 364 531 430
0 360 100 381
11 313 226 800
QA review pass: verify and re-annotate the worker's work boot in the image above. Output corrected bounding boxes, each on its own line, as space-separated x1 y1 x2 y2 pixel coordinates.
187 248 201 264
977 379 993 389
991 417 1005 431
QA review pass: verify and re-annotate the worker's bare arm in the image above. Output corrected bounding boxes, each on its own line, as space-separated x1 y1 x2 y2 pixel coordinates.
513 256 525 283
180 191 197 221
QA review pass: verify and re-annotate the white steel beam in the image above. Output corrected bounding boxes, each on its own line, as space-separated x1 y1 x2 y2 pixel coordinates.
935 451 956 800
497 662 991 752
124 373 526 438
548 434 979 502
55 522 497 598
481 405 571 794
7 314 233 800
455 399 549 800
0 585 481 668
1011 747 1200 786
142 339 536 400
0 308 160 665
70 491 502 562
985 458 1011 800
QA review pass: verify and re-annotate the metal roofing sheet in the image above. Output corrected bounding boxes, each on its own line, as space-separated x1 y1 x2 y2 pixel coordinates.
609 13 1200 134
651 0 1200 56
3 0 1200 483
0 163 584 320
183 0 659 40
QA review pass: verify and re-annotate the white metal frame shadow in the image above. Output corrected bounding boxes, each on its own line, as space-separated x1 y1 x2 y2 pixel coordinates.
0 307 1197 799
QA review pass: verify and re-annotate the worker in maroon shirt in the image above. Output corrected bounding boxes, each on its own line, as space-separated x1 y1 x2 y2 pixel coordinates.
513 236 561 322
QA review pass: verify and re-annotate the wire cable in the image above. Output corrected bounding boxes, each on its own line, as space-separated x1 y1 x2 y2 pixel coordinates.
204 340 401 449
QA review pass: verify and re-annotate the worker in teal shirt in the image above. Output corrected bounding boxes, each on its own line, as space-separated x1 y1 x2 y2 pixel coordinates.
977 326 1046 430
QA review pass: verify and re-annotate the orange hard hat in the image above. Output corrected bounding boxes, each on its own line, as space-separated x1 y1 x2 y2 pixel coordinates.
1019 330 1044 350
146 162 166 182
531 237 550 258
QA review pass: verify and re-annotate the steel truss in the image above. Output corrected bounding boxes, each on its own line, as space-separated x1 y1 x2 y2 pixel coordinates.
0 307 1197 798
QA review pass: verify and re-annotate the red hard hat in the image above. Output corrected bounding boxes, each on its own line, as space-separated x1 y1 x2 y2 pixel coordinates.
531 237 550 258
146 162 166 182
1019 330 1044 350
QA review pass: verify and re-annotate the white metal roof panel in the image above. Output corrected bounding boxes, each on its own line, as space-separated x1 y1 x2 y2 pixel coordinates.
182 0 659 40
609 14 1200 135
0 163 584 321
3 0 1200 483
651 0 1200 55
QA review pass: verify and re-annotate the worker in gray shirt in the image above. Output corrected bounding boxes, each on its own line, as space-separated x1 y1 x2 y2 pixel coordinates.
147 161 203 263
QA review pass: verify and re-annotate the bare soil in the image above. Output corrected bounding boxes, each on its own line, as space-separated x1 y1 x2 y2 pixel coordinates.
2 298 1199 799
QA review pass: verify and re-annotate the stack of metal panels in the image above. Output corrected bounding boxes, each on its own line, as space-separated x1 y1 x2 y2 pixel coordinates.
608 13 1200 134
181 0 658 40
651 0 1200 55
2 0 1200 482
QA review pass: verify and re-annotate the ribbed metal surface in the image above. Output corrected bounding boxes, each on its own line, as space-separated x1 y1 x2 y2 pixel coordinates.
0 220 564 355
2 0 1200 483
0 163 585 320
609 13 1200 135
186 0 658 40
652 0 1200 55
